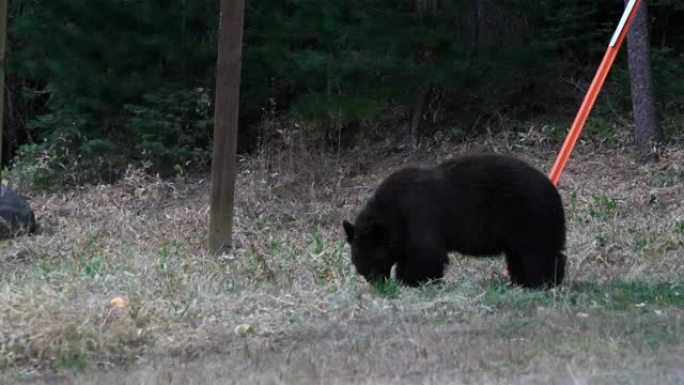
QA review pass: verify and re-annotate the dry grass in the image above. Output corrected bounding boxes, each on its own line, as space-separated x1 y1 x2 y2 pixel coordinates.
1 129 683 384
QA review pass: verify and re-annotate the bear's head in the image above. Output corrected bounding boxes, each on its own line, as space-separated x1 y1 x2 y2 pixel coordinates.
342 219 394 283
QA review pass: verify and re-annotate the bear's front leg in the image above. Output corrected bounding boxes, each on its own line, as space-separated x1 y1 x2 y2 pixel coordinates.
395 237 448 286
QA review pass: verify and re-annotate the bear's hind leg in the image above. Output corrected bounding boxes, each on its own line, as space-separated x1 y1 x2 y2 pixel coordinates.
506 249 565 289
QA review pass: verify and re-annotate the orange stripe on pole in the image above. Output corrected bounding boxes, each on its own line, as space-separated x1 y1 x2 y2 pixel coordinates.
548 0 642 186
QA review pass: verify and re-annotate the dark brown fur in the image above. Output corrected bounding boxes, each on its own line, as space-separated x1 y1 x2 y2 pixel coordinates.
343 153 566 289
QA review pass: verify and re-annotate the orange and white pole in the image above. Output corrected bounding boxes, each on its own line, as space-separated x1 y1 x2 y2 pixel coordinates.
504 0 642 278
548 0 642 185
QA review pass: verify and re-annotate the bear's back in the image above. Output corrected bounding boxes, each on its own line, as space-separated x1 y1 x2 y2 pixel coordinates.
435 154 565 252
358 153 565 255
436 154 557 202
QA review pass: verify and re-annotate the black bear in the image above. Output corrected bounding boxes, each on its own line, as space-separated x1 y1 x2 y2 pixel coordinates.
343 153 566 289
0 186 37 240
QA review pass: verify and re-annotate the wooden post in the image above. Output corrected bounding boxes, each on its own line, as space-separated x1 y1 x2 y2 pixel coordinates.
0 0 7 185
208 0 244 254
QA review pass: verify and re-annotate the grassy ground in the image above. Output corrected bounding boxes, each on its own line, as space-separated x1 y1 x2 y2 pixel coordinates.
1 130 683 384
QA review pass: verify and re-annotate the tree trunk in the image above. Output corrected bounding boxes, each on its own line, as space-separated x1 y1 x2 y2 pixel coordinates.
209 0 244 254
409 84 430 149
625 0 664 161
409 0 438 148
0 0 7 185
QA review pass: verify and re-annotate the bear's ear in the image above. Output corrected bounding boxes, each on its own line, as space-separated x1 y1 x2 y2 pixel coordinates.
342 220 355 243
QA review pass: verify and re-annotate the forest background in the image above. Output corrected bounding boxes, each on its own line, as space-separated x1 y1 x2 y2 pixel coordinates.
4 0 684 187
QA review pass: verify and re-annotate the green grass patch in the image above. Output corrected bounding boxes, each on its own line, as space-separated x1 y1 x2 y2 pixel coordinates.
651 169 684 188
676 220 684 235
587 194 621 221
372 278 400 299
417 282 447 300
56 352 88 373
83 257 102 279
482 279 684 313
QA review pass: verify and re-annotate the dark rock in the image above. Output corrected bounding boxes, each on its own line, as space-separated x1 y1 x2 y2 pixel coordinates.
0 186 37 240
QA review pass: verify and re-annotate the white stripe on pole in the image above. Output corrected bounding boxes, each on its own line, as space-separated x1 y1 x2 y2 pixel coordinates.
609 0 638 47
